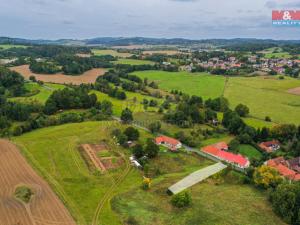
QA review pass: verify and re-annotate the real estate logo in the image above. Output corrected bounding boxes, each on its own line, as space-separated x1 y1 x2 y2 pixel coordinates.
272 10 300 26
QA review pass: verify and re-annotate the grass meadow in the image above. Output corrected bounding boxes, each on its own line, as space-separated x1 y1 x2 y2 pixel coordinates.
112 154 285 225
224 76 300 125
91 49 132 58
133 71 226 99
113 58 155 65
0 44 27 50
10 82 66 104
13 121 153 225
91 90 163 116
238 144 263 160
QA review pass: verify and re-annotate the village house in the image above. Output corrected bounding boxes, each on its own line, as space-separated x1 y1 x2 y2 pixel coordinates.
259 140 280 153
266 157 300 181
202 142 250 169
155 136 182 151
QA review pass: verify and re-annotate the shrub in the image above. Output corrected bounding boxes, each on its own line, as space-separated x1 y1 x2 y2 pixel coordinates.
14 186 33 203
171 191 191 208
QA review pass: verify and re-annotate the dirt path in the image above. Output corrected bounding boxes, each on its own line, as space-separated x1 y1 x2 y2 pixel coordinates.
0 139 76 225
91 148 131 225
10 65 106 85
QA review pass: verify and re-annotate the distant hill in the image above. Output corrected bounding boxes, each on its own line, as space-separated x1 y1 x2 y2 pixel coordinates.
0 36 299 47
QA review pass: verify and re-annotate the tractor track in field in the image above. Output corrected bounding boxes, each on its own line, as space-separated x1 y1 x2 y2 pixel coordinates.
91 149 131 225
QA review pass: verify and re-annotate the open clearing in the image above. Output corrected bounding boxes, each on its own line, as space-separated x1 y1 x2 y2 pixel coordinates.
133 70 226 99
0 139 75 225
113 58 155 65
287 86 300 95
13 121 152 225
134 71 300 124
10 82 65 104
91 49 132 58
143 50 185 55
112 152 286 225
224 76 300 124
0 44 27 50
11 65 106 85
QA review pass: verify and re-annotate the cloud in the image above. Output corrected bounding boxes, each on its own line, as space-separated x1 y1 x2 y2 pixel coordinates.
265 1 277 9
281 1 300 8
169 0 198 2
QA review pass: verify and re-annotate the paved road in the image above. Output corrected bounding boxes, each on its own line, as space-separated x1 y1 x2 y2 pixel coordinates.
168 162 227 195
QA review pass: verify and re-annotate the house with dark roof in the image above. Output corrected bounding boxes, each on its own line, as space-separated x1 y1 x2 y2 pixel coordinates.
202 142 250 169
155 136 182 151
259 140 280 153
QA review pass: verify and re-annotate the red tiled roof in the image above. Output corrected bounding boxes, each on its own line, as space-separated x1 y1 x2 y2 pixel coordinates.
202 145 220 155
259 140 280 153
155 136 181 146
266 157 300 181
276 164 296 179
202 144 249 168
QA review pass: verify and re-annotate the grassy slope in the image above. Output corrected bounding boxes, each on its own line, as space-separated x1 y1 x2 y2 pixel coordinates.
113 58 155 65
10 82 65 104
112 153 285 225
91 90 163 116
239 144 263 160
0 44 27 50
132 71 226 99
13 121 153 225
224 76 300 125
91 49 132 58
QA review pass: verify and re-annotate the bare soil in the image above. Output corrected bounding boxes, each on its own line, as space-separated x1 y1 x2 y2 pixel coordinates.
10 65 106 85
287 87 300 95
0 139 76 225
81 144 123 171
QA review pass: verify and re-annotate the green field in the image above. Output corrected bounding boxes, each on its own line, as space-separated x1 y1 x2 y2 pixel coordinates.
12 121 285 225
264 52 292 59
91 90 163 116
13 121 153 225
112 161 285 225
132 71 226 99
10 82 65 104
0 44 27 50
238 144 263 160
92 49 132 58
224 76 300 124
113 58 155 65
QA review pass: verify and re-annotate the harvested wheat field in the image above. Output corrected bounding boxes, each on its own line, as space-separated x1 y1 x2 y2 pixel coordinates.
0 139 76 225
287 87 300 95
11 65 106 85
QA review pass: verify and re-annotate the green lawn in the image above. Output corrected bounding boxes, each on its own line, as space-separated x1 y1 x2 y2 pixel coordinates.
264 52 292 59
238 144 263 160
0 44 27 50
132 71 226 99
113 58 155 65
224 76 300 124
10 82 65 104
91 90 163 116
91 49 132 58
112 158 285 225
13 121 152 225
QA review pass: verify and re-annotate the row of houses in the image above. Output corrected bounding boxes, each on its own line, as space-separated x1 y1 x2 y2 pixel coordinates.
154 135 250 169
144 134 299 182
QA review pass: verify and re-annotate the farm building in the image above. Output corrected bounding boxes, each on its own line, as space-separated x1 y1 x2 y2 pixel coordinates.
266 157 300 181
259 140 280 153
155 136 182 151
202 142 250 169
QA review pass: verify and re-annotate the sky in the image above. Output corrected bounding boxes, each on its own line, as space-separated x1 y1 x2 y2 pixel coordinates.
1 0 300 40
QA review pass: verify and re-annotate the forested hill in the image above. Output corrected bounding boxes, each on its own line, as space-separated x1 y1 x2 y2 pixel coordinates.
1 36 300 47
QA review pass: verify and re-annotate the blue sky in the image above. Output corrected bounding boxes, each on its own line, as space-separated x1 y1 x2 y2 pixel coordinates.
1 0 300 40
